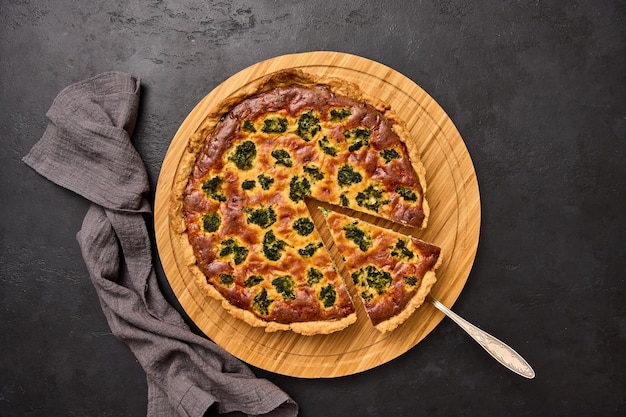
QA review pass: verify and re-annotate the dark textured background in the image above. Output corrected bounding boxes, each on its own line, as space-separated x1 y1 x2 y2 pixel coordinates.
1 1 625 416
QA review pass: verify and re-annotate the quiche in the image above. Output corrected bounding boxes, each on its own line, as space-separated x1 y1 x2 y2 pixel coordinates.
170 69 434 335
322 209 441 333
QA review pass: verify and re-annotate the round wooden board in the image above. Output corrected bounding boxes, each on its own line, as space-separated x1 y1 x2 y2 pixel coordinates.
154 51 480 378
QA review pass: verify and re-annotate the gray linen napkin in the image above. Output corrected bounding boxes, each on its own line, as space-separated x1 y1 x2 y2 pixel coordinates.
23 72 298 417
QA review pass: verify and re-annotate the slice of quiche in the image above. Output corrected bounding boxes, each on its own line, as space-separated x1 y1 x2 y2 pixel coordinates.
322 209 442 333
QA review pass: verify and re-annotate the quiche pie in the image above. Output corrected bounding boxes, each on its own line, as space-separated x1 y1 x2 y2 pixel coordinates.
170 69 437 335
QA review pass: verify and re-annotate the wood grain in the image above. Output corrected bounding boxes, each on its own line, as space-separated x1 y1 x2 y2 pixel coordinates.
154 52 480 378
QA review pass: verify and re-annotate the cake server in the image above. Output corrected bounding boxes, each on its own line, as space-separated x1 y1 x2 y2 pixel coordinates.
427 295 535 379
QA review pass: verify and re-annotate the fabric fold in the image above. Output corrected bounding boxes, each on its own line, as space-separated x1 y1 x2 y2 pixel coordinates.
23 72 298 417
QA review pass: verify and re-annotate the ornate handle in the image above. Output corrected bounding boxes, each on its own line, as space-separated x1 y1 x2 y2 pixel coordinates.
427 295 535 379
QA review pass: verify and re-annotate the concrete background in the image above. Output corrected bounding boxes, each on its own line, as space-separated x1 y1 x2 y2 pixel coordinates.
1 1 624 416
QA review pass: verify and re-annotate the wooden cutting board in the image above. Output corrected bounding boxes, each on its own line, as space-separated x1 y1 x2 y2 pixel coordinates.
154 51 480 378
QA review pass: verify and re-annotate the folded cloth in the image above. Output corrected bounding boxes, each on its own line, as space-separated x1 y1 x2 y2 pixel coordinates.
23 72 298 417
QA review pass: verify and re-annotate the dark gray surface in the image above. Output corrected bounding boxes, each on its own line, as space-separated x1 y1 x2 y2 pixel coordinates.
1 1 625 416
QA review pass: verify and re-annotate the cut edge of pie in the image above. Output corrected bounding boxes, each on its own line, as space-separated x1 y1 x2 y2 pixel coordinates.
322 209 442 333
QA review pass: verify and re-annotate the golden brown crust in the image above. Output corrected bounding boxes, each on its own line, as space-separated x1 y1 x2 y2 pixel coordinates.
170 69 432 335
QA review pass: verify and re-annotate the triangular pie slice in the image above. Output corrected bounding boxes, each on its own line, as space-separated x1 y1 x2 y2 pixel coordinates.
322 209 442 333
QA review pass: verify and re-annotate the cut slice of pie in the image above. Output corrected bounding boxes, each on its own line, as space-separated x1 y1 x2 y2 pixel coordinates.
322 209 442 333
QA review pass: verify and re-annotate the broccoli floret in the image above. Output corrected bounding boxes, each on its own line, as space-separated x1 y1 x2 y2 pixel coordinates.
219 238 249 265
351 265 392 295
272 275 295 300
219 273 235 286
202 212 221 233
257 174 275 190
343 127 371 152
307 267 323 286
380 148 401 163
319 284 337 308
303 165 324 182
356 185 390 212
395 186 418 202
298 242 323 258
318 136 338 156
329 107 352 122
403 275 419 287
241 179 256 190
292 217 314 236
339 193 350 207
342 221 372 252
296 110 321 141
337 164 363 187
253 288 273 315
288 175 311 202
201 176 227 202
261 116 288 133
244 275 264 287
245 206 277 229
391 238 415 260
271 149 293 167
262 230 287 261
228 140 257 170
242 119 256 133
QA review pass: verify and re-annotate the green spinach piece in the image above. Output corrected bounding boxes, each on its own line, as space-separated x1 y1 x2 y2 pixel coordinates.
271 149 293 167
337 164 363 187
261 116 288 133
202 212 221 233
219 238 249 265
201 176 227 202
343 127 371 152
395 186 418 202
257 174 275 190
303 165 324 182
319 284 337 308
292 217 315 236
262 230 287 261
245 206 277 229
241 180 256 190
355 185 390 212
228 140 257 170
288 175 311 202
318 136 338 156
307 268 323 286
380 148 401 163
272 275 295 300
298 242 323 258
296 110 321 141
351 265 393 295
342 221 372 252
242 119 256 133
244 275 264 287
253 288 273 315
219 273 235 286
391 238 415 260
404 276 419 286
329 107 352 122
